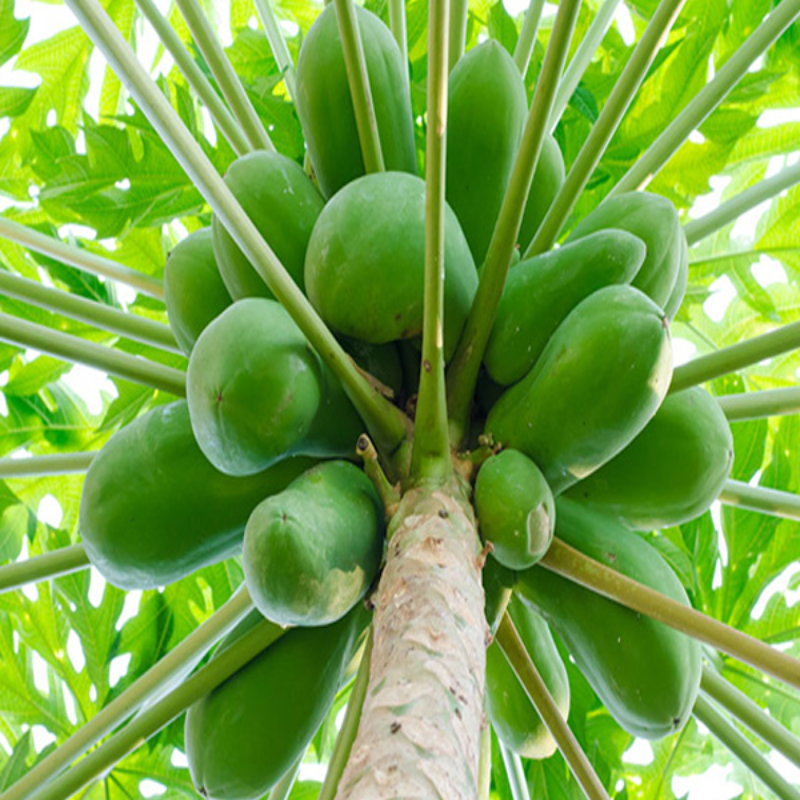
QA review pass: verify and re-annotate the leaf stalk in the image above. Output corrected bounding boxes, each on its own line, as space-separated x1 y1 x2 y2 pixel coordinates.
0 545 90 595
719 480 800 522
718 386 800 422
0 452 95 478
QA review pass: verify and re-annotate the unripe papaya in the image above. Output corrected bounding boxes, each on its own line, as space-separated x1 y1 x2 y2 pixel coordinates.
486 285 673 495
164 228 232 355
476 450 555 570
186 604 368 800
484 230 647 386
304 172 478 357
79 401 314 589
518 135 565 252
486 595 569 759
212 151 324 300
516 498 701 739
295 5 416 199
244 461 384 627
566 387 734 530
446 40 527 266
567 192 684 309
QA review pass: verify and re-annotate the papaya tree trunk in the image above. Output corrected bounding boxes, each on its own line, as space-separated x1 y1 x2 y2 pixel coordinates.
336 478 487 799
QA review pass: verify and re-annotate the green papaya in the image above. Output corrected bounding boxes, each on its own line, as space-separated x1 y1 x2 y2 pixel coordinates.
212 151 324 300
566 387 733 530
475 449 555 570
486 285 673 495
664 229 689 320
516 498 701 739
446 40 527 266
186 604 368 800
484 230 647 386
304 172 478 357
243 461 384 627
518 135 565 253
164 228 232 355
79 401 314 590
483 557 516 637
295 4 416 199
567 192 683 309
486 594 569 759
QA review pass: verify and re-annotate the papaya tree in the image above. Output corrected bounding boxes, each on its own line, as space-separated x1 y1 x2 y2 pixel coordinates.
1 0 800 797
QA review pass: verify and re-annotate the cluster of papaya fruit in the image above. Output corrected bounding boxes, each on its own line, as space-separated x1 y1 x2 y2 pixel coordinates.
72 3 737 796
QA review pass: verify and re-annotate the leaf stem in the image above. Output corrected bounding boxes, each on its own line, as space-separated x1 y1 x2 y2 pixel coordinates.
445 0 581 446
390 0 410 90
512 0 546 77
447 0 468 70
670 321 800 393
0 217 164 300
718 386 800 422
702 665 800 770
478 720 492 800
694 694 800 800
496 613 610 800
253 0 297 100
0 545 90 595
134 0 252 155
175 0 275 151
498 741 531 800
610 0 800 196
334 0 385 173
3 587 257 800
0 270 180 353
0 452 95 478
525 0 685 258
540 538 800 691
719 479 800 522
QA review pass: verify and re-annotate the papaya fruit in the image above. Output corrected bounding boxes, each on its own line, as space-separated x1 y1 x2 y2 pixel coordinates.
483 557 516 637
186 604 368 800
486 594 569 759
566 387 734 530
516 498 702 739
518 135 565 253
243 461 384 627
295 4 416 199
567 192 684 309
445 40 527 266
164 228 232 356
485 285 673 495
475 449 555 570
484 230 647 386
79 401 314 589
304 172 478 357
212 151 324 300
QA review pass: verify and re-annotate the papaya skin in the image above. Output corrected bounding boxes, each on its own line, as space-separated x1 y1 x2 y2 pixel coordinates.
516 498 702 739
79 401 315 590
518 135 565 253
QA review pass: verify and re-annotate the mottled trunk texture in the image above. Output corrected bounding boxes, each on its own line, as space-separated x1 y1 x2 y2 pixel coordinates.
336 478 487 800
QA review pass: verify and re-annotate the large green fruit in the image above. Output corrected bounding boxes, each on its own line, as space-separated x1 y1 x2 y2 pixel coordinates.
566 387 734 529
212 151 324 300
295 5 416 199
79 401 314 589
446 40 527 266
486 595 569 759
164 228 232 355
518 135 565 253
486 285 673 494
484 230 646 385
517 498 702 739
305 172 478 356
567 192 686 311
186 604 368 800
243 461 384 626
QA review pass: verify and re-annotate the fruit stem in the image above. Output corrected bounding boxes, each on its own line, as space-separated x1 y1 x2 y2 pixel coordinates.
0 270 181 354
267 754 304 800
670 321 800 394
0 217 164 299
334 0 386 174
446 0 581 447
3 586 258 800
0 314 187 396
610 0 800 197
496 613 610 800
357 435 401 516
541 538 800 690
448 0 468 70
478 718 492 800
317 628 373 800
0 545 90 595
694 694 800 800
525 0 686 258
702 665 800 770
253 0 298 100
389 0 409 89
719 479 800 522
512 0 546 78
0 452 95 478
134 0 252 155
411 0 453 483
498 742 531 800
175 0 275 152
718 386 800 421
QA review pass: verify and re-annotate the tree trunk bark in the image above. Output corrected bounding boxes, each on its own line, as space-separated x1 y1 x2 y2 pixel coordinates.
336 478 487 799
